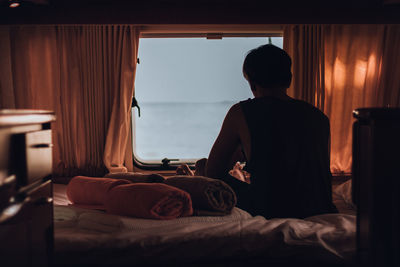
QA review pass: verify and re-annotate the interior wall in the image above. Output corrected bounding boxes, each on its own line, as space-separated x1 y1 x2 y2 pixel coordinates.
0 26 15 109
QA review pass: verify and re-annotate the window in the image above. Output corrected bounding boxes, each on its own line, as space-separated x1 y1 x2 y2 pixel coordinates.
132 31 283 167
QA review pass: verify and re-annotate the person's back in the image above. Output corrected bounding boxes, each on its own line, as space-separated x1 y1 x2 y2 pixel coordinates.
240 96 337 218
205 44 337 219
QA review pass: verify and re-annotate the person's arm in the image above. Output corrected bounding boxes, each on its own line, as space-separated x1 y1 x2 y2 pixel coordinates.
206 104 242 179
229 144 246 168
326 117 331 167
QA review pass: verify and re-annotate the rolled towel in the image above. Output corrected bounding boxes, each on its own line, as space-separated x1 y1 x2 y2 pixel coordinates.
104 172 165 183
164 176 237 215
106 183 193 220
66 176 131 209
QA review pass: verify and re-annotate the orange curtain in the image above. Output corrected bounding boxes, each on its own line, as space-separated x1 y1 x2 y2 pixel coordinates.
284 24 400 174
8 25 139 177
324 24 400 173
375 25 400 106
283 25 325 110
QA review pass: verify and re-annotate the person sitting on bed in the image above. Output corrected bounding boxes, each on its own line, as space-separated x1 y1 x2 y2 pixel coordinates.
177 44 338 219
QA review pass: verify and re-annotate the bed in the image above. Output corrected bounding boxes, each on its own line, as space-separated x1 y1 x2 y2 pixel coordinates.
52 180 356 266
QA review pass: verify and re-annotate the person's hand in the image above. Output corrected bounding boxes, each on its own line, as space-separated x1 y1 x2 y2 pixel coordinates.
176 164 194 176
194 158 207 176
229 162 251 184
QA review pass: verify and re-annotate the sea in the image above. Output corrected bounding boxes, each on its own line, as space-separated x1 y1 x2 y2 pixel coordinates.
133 101 236 162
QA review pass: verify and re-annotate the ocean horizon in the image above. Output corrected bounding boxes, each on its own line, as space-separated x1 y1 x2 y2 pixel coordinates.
133 101 237 161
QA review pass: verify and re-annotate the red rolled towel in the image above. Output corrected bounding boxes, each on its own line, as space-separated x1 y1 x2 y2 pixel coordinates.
66 176 131 209
105 183 193 220
104 172 165 183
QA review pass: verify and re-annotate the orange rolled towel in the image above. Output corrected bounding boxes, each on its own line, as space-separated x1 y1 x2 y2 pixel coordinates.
66 176 131 209
105 183 193 220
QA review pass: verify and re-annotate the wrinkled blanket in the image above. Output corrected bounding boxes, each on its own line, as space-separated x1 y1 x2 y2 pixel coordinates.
54 205 355 265
54 182 356 266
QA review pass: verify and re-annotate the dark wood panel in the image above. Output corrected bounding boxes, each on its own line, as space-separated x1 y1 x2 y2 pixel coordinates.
10 130 53 188
0 180 53 267
0 110 55 267
353 108 400 267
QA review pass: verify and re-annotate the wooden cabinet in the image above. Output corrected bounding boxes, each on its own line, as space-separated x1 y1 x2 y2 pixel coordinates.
0 110 55 267
353 108 400 267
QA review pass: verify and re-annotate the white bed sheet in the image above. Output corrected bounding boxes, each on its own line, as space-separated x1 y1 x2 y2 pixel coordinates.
53 183 356 265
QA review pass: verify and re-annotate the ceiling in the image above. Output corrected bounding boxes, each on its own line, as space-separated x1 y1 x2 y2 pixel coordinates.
0 0 399 24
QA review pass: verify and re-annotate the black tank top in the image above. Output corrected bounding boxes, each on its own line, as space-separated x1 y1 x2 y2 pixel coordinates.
239 96 337 218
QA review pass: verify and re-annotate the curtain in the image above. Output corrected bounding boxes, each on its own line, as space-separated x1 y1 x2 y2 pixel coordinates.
375 25 400 106
283 25 325 110
324 24 400 173
284 24 400 173
8 25 139 177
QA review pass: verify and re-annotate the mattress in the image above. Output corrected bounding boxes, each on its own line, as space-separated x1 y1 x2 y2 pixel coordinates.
53 183 356 266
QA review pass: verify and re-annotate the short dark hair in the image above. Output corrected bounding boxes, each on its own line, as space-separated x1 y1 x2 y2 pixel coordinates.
243 44 292 89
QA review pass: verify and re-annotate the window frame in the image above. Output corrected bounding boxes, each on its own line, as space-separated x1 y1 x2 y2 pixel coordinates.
132 25 284 170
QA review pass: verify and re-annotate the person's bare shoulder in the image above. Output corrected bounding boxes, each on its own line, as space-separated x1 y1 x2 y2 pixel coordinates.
225 103 242 123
